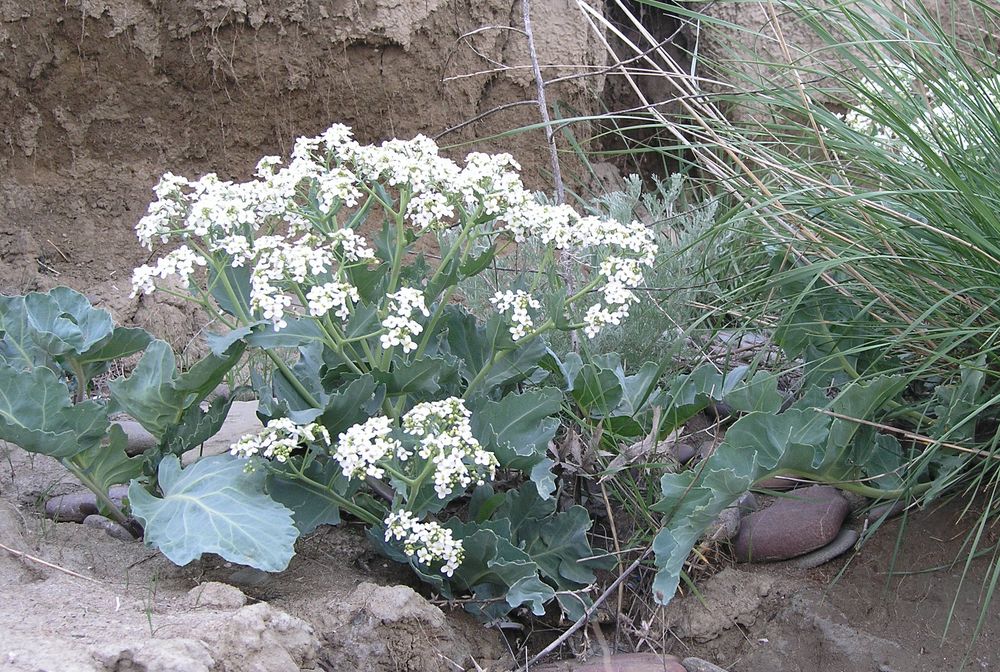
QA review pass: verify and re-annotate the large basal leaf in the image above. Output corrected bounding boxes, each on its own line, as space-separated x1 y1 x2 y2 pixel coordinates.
79 327 154 380
373 355 461 400
0 364 107 458
651 409 832 607
129 454 298 571
109 339 244 440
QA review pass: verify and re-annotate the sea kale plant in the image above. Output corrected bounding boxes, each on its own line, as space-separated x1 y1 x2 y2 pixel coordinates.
126 125 659 619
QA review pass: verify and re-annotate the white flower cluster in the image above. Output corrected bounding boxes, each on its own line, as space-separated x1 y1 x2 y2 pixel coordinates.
230 418 331 463
133 123 655 339
307 281 360 320
384 510 464 577
402 398 498 499
490 290 541 340
333 416 407 480
131 245 206 295
380 287 429 353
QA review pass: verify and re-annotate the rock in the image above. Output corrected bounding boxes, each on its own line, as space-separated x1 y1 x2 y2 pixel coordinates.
187 582 247 610
736 492 758 515
674 442 698 464
211 603 320 672
116 419 158 456
682 658 731 672
44 491 99 523
733 485 849 562
82 515 135 542
788 528 859 569
316 582 501 672
534 653 686 671
45 487 131 524
866 499 907 525
92 638 215 672
702 506 741 542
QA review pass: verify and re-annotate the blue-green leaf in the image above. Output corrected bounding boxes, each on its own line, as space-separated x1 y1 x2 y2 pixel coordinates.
0 364 107 458
129 455 297 571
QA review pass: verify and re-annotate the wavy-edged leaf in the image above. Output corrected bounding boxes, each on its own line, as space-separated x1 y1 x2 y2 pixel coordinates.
471 387 562 469
129 454 297 571
651 409 831 607
0 364 107 458
109 339 244 440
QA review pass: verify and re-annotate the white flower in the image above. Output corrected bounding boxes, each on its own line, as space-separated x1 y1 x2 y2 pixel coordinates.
490 290 541 340
230 418 331 463
405 191 455 230
384 510 464 576
306 281 360 320
130 245 206 296
334 416 407 480
380 287 430 353
403 398 497 499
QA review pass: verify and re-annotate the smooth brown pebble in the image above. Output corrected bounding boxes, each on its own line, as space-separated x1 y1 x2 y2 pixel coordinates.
674 442 698 464
733 485 849 562
683 657 731 672
82 514 135 542
533 653 685 671
45 492 99 522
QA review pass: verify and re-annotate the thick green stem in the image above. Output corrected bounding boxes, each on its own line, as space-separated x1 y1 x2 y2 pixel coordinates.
62 457 132 529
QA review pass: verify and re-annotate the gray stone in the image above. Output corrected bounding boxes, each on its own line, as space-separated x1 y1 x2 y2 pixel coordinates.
788 527 859 569
116 419 158 456
82 515 135 542
702 506 741 542
682 658 731 672
733 485 849 562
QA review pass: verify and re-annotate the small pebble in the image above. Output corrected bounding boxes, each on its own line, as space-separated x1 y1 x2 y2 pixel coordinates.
733 485 850 562
674 442 698 464
703 506 741 542
682 657 731 672
82 514 135 542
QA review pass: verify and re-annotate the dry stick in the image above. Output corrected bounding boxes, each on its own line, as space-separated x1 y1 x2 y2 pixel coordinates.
521 0 564 205
0 541 103 584
519 545 654 671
